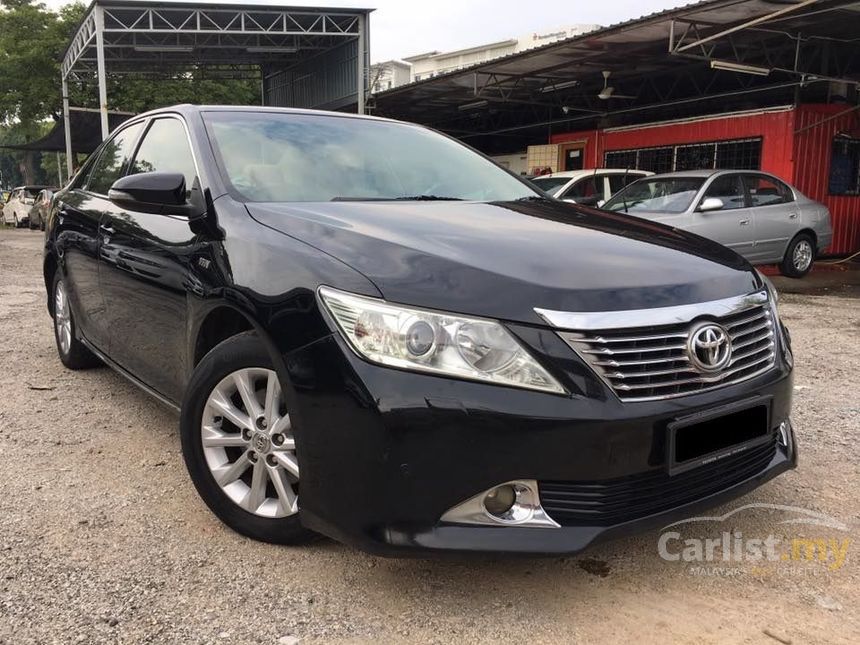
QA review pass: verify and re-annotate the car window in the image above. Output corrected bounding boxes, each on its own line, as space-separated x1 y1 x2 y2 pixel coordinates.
203 111 539 203
702 175 746 210
562 176 599 199
608 173 643 195
86 122 145 195
530 176 571 194
129 118 198 195
745 175 790 207
603 178 705 213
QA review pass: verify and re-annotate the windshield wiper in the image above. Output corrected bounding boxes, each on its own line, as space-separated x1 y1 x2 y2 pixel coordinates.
514 195 551 202
393 195 463 201
330 195 463 202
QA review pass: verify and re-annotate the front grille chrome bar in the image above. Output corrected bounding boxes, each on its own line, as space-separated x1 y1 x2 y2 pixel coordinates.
544 290 777 402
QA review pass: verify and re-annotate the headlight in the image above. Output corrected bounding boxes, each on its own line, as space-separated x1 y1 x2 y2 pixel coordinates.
318 287 565 394
755 269 792 366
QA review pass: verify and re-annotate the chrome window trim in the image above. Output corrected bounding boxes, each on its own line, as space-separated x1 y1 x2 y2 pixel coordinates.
534 290 768 331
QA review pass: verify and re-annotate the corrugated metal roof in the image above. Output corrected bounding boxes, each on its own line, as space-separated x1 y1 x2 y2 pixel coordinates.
370 0 860 153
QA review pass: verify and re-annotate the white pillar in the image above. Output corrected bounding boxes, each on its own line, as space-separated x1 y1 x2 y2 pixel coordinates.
61 74 74 179
94 6 109 140
356 13 367 115
56 151 64 186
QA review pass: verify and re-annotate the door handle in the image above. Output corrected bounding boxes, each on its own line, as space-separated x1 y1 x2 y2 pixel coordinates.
739 219 750 226
789 212 798 219
99 224 115 235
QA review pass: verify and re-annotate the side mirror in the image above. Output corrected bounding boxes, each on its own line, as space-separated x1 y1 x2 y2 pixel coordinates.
109 172 203 218
697 197 724 213
576 195 601 206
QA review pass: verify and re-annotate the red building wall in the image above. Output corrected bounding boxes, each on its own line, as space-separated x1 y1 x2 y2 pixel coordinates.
550 106 860 255
792 105 860 256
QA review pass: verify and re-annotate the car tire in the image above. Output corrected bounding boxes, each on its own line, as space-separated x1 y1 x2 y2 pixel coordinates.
180 331 315 545
51 272 101 369
780 232 816 278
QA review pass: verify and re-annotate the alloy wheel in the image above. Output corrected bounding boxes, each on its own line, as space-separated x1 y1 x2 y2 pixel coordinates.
54 280 72 355
793 239 813 272
201 368 299 518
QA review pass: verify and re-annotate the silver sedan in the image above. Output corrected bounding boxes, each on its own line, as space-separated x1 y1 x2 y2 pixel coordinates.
602 170 833 277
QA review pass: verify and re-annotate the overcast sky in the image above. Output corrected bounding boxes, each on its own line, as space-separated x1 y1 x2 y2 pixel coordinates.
42 0 688 63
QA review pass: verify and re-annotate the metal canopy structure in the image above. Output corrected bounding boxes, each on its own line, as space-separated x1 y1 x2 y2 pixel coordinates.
372 0 860 154
60 0 371 176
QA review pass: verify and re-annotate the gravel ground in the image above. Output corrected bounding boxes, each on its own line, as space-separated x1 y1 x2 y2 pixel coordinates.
1 228 858 644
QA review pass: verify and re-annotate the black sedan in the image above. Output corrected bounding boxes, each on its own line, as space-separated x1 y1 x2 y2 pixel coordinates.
43 105 796 555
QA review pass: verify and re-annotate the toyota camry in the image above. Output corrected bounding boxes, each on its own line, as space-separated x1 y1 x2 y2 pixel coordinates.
43 105 796 555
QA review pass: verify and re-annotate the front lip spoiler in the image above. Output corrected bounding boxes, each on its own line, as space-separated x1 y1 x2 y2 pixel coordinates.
377 430 796 557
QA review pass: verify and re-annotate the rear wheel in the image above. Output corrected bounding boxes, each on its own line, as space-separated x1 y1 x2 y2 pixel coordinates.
180 332 314 544
51 272 100 369
780 233 815 278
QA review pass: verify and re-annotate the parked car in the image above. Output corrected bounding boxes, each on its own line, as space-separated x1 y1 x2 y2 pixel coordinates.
530 168 652 205
28 188 55 231
2 186 48 227
602 170 832 277
44 105 795 556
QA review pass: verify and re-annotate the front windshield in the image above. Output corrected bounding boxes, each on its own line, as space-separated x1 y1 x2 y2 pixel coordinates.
203 111 538 203
530 176 570 194
604 178 705 213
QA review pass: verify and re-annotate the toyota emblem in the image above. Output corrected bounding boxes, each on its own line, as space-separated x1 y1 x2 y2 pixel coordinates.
687 323 732 373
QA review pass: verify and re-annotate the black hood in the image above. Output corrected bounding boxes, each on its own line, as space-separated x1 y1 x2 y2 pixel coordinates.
246 199 759 325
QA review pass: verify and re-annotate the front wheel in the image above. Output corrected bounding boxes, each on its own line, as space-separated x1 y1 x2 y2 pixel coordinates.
780 233 815 278
180 332 314 544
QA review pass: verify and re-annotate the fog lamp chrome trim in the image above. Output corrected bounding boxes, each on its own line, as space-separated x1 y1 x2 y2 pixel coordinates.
777 419 792 449
439 480 560 528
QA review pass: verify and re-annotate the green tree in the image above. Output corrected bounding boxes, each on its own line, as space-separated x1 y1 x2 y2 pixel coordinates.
1 0 257 186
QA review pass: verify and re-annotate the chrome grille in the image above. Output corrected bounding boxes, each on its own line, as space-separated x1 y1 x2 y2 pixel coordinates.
559 303 776 401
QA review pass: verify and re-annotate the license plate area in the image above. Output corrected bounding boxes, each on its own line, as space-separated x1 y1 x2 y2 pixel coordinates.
667 398 772 476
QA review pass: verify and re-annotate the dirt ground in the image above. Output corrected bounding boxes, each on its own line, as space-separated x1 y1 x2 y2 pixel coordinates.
1 227 858 644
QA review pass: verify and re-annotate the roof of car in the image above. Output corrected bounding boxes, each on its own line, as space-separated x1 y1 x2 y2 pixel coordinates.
130 104 399 125
644 169 774 179
536 169 652 180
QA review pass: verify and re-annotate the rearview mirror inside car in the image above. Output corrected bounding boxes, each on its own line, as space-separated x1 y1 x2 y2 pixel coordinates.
697 197 724 213
109 172 204 218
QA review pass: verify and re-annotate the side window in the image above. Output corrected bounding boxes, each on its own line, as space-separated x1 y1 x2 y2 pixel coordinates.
745 175 790 207
563 176 599 199
85 122 145 195
608 173 642 195
129 118 198 195
702 175 746 210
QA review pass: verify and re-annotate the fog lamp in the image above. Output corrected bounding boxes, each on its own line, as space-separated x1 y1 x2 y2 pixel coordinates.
483 484 516 517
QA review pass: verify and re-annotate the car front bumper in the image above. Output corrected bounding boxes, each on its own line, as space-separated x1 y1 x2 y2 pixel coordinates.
285 329 795 557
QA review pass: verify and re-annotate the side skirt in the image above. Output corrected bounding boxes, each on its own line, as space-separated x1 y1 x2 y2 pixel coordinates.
80 336 181 413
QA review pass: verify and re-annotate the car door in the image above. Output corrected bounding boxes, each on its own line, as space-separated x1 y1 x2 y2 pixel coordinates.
54 122 145 352
743 173 797 263
688 173 758 260
98 116 201 402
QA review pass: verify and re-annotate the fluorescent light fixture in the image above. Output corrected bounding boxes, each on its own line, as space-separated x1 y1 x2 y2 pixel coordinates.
458 99 489 111
133 45 194 53
710 59 770 76
246 46 298 54
539 79 580 93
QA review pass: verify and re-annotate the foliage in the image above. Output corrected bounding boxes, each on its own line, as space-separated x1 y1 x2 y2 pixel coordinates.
0 0 258 186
